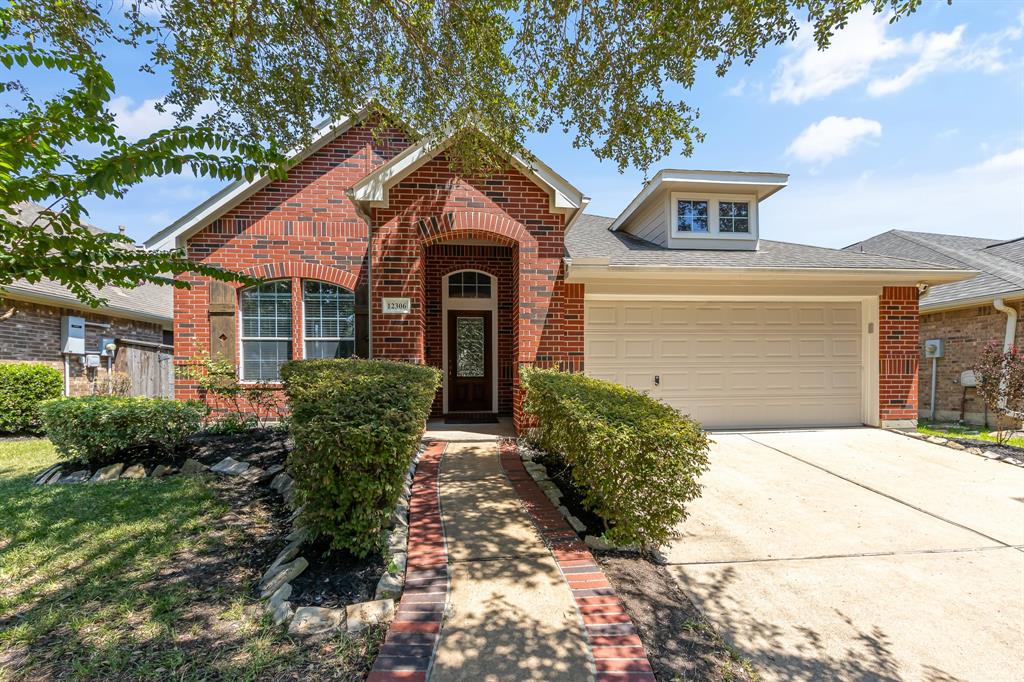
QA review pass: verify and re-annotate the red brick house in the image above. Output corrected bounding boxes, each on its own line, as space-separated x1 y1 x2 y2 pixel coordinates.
846 230 1023 425
146 114 970 431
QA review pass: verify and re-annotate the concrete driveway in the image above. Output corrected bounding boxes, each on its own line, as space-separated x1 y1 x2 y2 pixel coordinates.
666 428 1024 682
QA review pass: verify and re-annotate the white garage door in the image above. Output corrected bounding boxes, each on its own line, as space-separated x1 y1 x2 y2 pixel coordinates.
585 300 864 429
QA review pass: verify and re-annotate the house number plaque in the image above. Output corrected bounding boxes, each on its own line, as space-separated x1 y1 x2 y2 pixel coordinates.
382 297 411 314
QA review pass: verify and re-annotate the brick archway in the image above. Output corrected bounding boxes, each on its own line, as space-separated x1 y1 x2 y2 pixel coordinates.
417 211 532 248
237 261 359 290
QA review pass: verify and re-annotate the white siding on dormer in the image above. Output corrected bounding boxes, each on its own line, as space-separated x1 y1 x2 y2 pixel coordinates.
620 187 669 246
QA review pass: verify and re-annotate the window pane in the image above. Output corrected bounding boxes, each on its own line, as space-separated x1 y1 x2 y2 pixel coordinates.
303 281 355 340
241 281 292 338
456 317 485 377
305 339 355 359
242 340 292 381
677 200 709 233
719 202 750 233
449 272 493 298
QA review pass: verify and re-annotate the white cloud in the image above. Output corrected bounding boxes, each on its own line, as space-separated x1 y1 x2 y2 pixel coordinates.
772 9 1023 103
108 96 177 140
786 116 882 164
762 147 1024 248
771 11 904 104
727 79 747 97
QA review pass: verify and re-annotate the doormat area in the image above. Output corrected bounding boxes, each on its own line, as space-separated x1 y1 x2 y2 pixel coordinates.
444 412 500 424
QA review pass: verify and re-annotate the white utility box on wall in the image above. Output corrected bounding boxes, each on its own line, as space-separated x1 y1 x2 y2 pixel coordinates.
924 339 944 359
61 315 86 355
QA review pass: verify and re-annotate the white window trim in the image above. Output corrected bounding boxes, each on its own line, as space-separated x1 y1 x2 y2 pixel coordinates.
667 191 758 241
441 270 499 414
301 281 357 360
238 280 293 384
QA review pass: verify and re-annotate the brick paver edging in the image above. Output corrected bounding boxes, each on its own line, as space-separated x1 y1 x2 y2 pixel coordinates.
498 441 657 682
369 440 449 682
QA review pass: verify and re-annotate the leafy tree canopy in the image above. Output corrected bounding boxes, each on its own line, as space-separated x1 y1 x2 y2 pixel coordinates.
1 0 940 307
10 0 937 174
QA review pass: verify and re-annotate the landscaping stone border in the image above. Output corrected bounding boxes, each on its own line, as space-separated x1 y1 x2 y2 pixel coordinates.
499 441 657 682
368 439 449 682
889 429 1024 468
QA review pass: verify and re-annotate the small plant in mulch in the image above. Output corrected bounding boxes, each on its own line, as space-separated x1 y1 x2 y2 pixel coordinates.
973 342 1024 445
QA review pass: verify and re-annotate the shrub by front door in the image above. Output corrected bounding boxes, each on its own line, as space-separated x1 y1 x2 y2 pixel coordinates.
447 310 493 412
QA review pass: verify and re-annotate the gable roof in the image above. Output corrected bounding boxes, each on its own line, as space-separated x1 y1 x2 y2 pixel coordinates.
144 114 360 250
844 230 1024 310
4 202 172 324
567 214 972 282
348 130 587 217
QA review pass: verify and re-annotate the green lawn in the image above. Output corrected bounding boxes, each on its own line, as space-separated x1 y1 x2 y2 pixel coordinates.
0 439 381 681
917 422 1024 449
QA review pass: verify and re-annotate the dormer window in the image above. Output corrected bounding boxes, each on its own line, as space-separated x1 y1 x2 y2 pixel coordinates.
670 193 756 242
718 201 750 233
676 200 709 233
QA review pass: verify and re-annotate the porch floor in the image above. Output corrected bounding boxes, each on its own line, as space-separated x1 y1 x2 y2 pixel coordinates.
422 418 516 443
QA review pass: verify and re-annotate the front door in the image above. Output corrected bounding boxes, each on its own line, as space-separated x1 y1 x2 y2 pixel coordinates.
447 310 493 412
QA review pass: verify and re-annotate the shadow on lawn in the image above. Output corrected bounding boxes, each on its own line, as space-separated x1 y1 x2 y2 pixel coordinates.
0 462 295 679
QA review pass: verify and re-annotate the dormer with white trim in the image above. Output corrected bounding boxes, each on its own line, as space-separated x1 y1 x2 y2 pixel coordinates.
610 170 788 251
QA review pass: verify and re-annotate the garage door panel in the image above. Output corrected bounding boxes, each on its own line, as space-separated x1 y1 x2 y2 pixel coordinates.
586 300 864 429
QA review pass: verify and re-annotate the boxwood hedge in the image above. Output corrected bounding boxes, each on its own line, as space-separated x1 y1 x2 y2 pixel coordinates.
0 363 63 434
280 358 441 556
522 366 710 548
39 396 205 466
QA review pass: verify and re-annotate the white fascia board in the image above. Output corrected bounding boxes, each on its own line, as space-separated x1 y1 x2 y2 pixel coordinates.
349 130 585 215
565 264 976 285
144 114 359 251
610 169 790 232
920 289 1024 313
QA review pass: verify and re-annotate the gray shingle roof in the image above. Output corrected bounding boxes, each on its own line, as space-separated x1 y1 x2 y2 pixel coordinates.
567 214 961 271
844 230 1024 308
2 202 172 323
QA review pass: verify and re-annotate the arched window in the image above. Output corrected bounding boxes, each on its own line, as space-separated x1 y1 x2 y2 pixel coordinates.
303 281 356 359
448 270 493 299
239 280 292 381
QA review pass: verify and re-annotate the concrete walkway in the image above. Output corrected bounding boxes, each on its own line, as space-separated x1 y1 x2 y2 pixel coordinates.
667 428 1024 681
430 441 591 681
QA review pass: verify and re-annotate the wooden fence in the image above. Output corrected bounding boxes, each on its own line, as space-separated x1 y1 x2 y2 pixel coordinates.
113 338 174 398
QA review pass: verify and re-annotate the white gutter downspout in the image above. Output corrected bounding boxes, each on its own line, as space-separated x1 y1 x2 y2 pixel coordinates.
993 298 1022 418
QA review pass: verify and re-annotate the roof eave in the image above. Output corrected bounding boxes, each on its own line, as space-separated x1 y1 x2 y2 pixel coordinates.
565 264 976 286
920 289 1024 314
144 113 364 250
1 286 173 326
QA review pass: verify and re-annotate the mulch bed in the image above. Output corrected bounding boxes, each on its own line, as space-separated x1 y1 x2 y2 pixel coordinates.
520 439 756 681
945 436 1024 466
186 430 387 611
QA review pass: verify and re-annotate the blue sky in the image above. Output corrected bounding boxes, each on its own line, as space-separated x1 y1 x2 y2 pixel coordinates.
69 1 1024 248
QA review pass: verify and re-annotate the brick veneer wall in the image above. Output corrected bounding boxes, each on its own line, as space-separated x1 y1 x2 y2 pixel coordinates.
919 300 1024 424
423 244 515 416
0 299 164 395
369 153 584 429
175 121 408 405
879 286 920 425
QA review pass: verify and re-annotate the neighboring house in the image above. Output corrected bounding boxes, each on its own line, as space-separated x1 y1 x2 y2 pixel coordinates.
845 230 1024 425
146 114 969 431
1 202 174 397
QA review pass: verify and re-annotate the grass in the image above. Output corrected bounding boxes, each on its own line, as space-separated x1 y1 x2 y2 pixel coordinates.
0 438 382 681
917 422 1024 449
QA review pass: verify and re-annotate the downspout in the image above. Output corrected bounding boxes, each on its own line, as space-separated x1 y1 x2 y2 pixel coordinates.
992 298 1022 418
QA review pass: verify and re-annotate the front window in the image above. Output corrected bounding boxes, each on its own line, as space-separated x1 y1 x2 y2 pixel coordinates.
303 281 356 359
240 281 293 381
718 201 750 233
676 200 709 233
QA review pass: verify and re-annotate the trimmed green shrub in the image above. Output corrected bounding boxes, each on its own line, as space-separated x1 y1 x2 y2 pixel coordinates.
0 363 63 434
40 396 205 466
522 366 710 548
281 358 441 556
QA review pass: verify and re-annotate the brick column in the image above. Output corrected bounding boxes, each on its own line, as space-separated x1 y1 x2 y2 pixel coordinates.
879 285 920 428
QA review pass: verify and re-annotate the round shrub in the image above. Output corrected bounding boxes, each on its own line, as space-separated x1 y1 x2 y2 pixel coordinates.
39 396 205 466
522 366 710 549
281 358 441 557
0 363 63 434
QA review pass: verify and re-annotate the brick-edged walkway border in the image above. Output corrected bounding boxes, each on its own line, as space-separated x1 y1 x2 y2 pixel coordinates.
499 441 657 682
369 440 449 682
